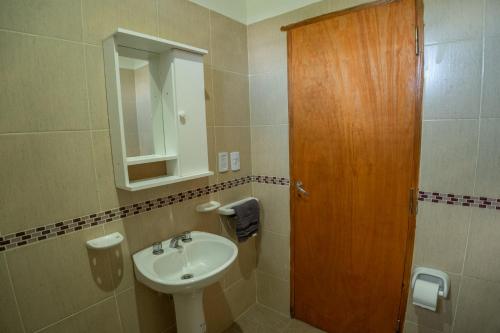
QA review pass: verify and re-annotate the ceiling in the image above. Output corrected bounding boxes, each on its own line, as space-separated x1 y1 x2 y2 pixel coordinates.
189 0 324 25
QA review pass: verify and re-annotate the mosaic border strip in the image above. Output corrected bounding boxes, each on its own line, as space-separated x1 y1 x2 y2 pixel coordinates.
418 191 500 209
3 178 497 253
0 175 289 253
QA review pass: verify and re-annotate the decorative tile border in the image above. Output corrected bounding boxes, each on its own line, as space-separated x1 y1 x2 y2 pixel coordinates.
2 178 498 253
0 175 291 253
418 191 500 210
252 175 290 186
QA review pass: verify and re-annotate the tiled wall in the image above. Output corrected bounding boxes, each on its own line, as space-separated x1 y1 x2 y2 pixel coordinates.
248 1 500 332
407 1 500 332
0 0 255 332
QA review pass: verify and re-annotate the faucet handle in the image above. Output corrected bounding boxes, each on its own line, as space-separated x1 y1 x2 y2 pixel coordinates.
181 231 192 243
152 241 164 255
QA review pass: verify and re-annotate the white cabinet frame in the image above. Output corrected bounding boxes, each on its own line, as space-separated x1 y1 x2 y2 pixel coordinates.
103 28 213 191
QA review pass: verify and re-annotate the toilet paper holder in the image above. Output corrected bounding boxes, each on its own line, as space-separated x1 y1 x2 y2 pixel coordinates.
411 267 450 298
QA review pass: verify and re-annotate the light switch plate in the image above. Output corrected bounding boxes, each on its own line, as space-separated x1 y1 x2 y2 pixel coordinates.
230 151 240 171
218 152 229 172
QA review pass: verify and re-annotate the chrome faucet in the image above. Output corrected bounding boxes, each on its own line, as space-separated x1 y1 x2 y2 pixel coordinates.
169 231 192 249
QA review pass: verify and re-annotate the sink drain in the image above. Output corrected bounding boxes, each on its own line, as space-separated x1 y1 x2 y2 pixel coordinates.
181 273 194 280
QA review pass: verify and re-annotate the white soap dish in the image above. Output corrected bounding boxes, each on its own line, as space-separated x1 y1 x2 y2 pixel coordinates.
195 201 221 213
86 232 124 250
217 197 259 216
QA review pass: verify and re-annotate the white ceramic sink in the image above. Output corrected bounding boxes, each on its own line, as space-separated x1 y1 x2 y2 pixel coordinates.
133 231 238 333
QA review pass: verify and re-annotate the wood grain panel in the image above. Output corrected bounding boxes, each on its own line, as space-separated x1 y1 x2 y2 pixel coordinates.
287 0 422 332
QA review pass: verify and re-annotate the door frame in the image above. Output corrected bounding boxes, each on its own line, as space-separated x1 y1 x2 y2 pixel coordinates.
282 0 424 330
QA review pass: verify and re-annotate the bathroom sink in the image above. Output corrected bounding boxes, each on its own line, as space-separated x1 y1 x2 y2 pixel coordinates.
133 231 238 294
133 231 238 333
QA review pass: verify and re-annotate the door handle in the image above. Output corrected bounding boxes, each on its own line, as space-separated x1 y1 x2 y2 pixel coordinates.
295 181 309 197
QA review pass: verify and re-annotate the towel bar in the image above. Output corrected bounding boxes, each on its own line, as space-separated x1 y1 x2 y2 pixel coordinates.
217 197 259 216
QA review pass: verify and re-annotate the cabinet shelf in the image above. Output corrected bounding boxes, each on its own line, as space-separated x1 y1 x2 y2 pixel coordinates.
126 154 177 166
124 172 214 191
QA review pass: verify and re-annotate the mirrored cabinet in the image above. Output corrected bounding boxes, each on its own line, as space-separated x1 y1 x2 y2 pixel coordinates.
103 29 213 191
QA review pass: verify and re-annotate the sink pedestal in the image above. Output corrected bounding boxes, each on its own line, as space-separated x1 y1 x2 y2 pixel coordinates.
173 289 206 333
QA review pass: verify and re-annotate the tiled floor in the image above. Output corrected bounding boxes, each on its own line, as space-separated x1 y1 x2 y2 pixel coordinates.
224 304 325 333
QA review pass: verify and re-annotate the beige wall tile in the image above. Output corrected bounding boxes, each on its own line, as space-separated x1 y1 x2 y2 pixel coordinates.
257 271 290 316
224 236 257 288
38 297 121 333
103 220 135 293
123 206 176 254
0 132 99 234
249 71 288 126
251 125 289 177
205 66 215 127
204 283 233 333
486 0 500 37
213 70 250 126
423 40 482 120
85 45 110 130
0 0 82 41
219 183 253 206
0 254 24 333
252 183 290 235
6 226 114 332
423 0 483 45
206 126 217 184
413 202 471 273
210 11 248 74
82 0 158 44
475 119 500 197
247 17 287 75
453 277 500 333
158 0 210 50
0 32 89 133
405 273 461 333
224 271 257 319
215 127 252 182
171 195 221 235
117 285 176 333
257 230 290 281
482 37 500 118
419 120 478 194
463 209 500 282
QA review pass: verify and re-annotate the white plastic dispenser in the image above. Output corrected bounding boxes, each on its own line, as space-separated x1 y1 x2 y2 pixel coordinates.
411 267 450 312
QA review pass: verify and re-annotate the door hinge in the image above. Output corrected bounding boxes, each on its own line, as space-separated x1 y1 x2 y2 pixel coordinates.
395 319 401 333
409 188 418 215
415 26 419 56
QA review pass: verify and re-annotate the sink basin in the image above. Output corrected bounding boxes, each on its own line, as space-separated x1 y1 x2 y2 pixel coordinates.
133 231 238 333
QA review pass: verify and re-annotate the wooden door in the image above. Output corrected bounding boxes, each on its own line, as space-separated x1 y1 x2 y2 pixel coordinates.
284 0 423 332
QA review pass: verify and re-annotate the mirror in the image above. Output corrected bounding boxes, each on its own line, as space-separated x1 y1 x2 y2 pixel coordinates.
118 47 163 157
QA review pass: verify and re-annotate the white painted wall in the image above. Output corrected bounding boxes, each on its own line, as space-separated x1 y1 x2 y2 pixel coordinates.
190 0 247 23
246 0 323 24
190 0 324 24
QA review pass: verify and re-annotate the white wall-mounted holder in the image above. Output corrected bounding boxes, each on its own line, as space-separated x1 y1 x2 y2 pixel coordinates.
411 267 450 312
86 232 124 250
411 267 450 297
103 28 213 191
195 201 221 213
217 197 259 216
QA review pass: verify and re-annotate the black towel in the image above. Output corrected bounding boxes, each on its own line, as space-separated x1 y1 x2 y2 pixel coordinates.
232 199 259 242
